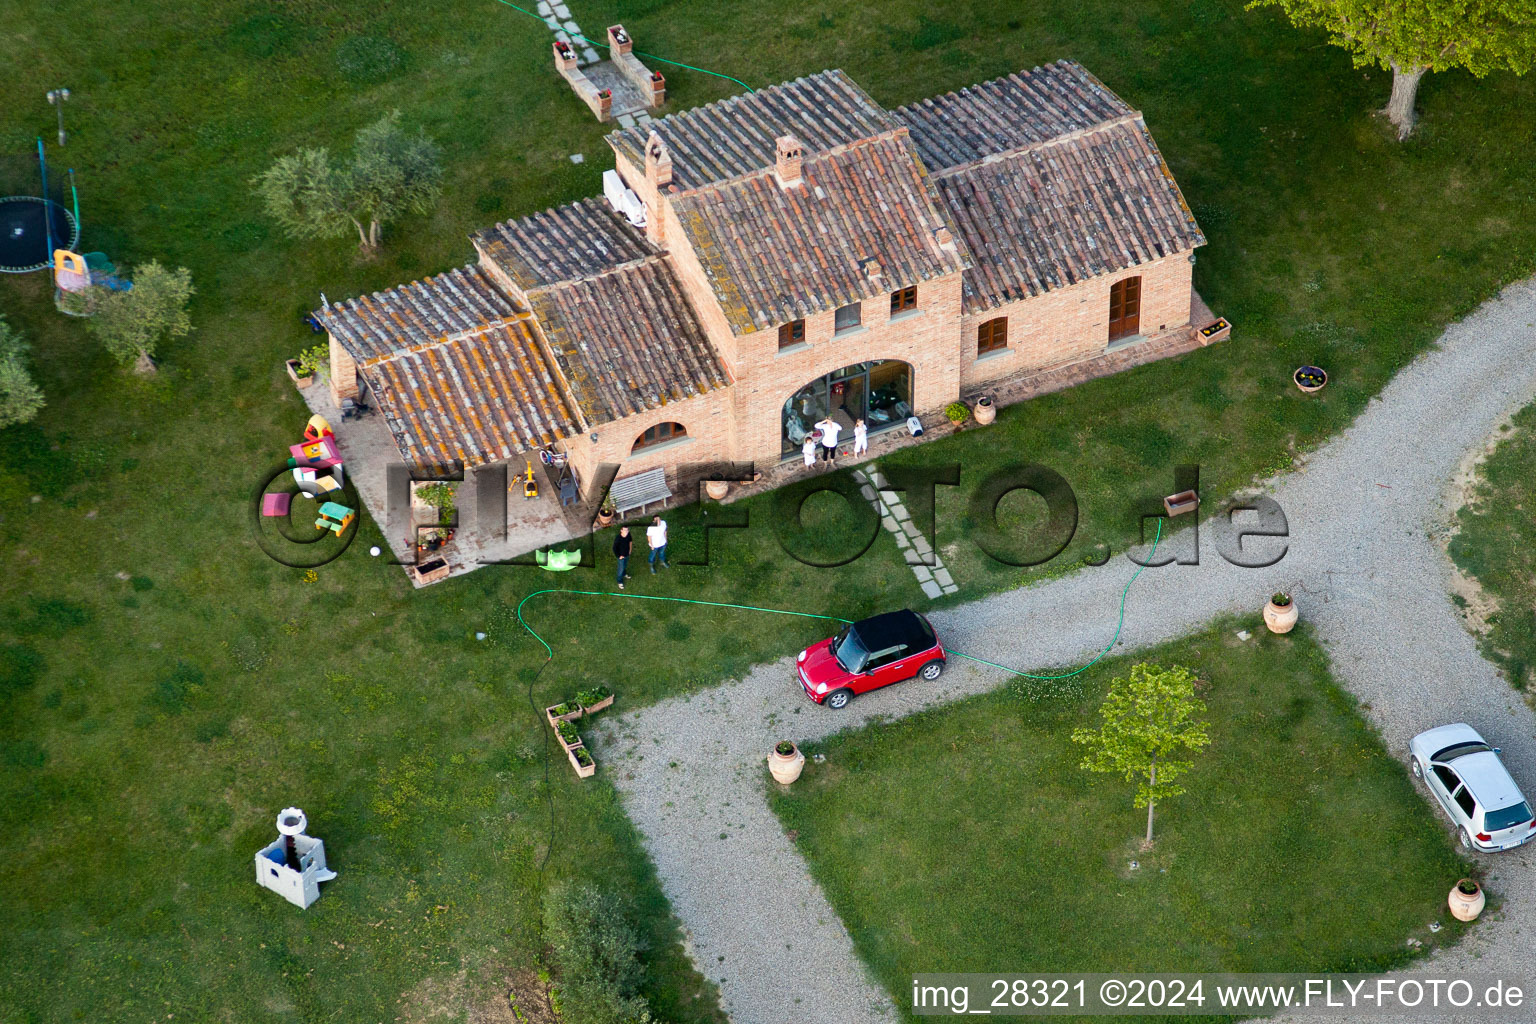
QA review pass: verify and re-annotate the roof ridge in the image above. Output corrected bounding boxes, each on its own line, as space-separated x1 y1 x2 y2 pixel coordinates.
930 110 1146 178
357 313 530 368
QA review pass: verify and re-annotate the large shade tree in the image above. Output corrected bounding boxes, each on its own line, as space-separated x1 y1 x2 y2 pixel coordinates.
1072 662 1211 847
1250 0 1536 137
253 110 443 251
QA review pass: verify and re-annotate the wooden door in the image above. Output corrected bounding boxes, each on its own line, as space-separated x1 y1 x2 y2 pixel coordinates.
1108 276 1141 341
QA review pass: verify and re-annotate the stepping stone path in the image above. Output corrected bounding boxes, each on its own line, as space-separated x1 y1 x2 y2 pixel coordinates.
851 464 959 598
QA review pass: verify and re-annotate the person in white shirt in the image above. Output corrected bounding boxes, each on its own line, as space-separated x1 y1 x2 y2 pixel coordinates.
853 418 868 457
802 433 817 468
816 417 841 462
646 515 669 573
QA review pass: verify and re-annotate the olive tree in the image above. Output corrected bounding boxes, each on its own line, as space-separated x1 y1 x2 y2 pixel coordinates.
1249 0 1536 137
86 262 194 372
0 316 44 428
253 110 443 251
1072 662 1211 846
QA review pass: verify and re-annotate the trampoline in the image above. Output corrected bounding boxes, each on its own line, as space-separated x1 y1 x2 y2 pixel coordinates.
0 195 78 273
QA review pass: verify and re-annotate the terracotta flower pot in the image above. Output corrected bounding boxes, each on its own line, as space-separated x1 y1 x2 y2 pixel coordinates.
768 742 805 785
1294 365 1327 393
1263 597 1299 634
1448 879 1485 922
706 479 730 500
972 396 996 426
596 509 615 527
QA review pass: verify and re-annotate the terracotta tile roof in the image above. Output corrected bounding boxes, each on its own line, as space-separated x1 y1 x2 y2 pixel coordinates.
314 265 519 363
671 133 968 334
366 318 582 469
894 60 1133 171
606 70 896 192
528 257 729 425
934 119 1205 312
471 197 658 294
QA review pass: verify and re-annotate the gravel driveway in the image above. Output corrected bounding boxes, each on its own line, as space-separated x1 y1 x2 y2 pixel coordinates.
591 277 1536 1024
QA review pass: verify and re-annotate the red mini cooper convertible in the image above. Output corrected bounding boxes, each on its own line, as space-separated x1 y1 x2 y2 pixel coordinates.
798 610 946 709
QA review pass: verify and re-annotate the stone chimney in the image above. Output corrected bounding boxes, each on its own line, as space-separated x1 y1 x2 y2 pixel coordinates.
606 24 632 54
774 135 803 189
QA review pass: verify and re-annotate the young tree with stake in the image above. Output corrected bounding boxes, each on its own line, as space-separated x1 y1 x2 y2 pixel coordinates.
86 261 194 373
1249 0 1536 138
1072 663 1211 847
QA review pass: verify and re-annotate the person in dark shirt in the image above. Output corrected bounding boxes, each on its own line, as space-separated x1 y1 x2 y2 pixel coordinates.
612 526 633 589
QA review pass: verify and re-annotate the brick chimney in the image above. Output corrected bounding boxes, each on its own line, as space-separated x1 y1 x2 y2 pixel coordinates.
774 135 803 189
606 24 632 54
644 131 672 244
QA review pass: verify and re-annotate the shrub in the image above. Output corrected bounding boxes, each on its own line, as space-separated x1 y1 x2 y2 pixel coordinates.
543 882 656 1024
944 402 969 424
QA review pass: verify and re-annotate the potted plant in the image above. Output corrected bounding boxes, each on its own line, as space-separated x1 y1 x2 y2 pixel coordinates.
596 497 616 527
567 743 596 779
286 359 313 388
944 402 969 428
287 343 329 389
555 718 582 750
1448 877 1485 921
706 479 730 500
545 700 584 727
1263 592 1299 634
768 740 805 785
972 395 996 426
576 685 614 715
1294 365 1327 393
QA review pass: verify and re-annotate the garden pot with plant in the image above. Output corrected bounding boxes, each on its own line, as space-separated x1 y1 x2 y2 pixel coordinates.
286 359 313 389
576 685 614 715
567 743 596 779
555 719 582 751
768 740 805 785
1448 878 1484 921
545 700 584 727
972 395 996 426
596 501 615 527
706 479 730 500
1263 592 1299 634
1294 365 1327 393
944 402 969 428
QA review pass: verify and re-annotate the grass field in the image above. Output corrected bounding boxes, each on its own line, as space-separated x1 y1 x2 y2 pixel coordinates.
1 0 1533 1018
1449 403 1536 695
770 621 1474 1022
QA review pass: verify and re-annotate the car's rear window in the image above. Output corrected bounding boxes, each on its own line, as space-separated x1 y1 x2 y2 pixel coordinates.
1433 741 1491 762
1485 801 1533 832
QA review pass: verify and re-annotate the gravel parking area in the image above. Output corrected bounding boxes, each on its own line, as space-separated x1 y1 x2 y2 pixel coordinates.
592 277 1536 1024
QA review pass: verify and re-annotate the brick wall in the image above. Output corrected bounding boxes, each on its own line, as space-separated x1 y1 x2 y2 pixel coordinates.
563 386 738 497
328 334 359 404
726 273 967 468
959 253 1193 389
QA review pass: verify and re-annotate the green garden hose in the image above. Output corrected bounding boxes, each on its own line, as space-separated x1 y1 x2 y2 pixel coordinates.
514 518 1161 683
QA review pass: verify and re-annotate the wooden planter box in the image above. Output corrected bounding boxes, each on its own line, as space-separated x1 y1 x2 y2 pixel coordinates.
1198 318 1231 344
286 359 314 389
1163 489 1199 517
554 723 584 752
566 743 596 779
580 694 615 715
545 702 584 728
411 558 451 586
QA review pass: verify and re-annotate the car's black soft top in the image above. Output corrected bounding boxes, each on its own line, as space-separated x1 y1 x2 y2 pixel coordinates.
850 610 935 651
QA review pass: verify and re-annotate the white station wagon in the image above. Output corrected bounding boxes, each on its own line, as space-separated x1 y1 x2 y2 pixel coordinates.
1410 723 1535 852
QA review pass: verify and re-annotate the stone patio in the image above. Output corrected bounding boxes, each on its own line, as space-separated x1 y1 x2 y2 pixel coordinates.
297 382 574 586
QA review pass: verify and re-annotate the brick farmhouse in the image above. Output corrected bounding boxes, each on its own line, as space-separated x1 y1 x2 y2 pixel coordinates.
315 60 1207 498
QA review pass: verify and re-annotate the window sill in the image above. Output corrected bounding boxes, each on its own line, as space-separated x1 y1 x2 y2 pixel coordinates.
833 325 867 339
887 309 924 324
975 347 1011 364
629 436 694 457
776 342 812 357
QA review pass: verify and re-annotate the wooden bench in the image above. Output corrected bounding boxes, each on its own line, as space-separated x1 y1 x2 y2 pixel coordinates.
609 467 671 518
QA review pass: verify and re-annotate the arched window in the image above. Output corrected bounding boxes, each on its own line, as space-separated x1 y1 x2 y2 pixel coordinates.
977 317 1008 356
632 422 686 452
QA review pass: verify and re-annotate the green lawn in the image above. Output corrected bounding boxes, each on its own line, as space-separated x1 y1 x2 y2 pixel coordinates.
2 0 1534 1018
1449 402 1536 695
770 620 1474 1022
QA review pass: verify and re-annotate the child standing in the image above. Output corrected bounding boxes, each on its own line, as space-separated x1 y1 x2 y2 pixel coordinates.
853 418 868 457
